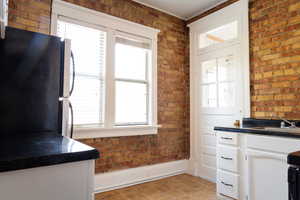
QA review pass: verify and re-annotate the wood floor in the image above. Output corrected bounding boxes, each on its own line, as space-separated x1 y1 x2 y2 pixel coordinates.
95 174 217 200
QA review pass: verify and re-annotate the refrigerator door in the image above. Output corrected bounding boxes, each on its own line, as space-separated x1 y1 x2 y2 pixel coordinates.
0 27 64 135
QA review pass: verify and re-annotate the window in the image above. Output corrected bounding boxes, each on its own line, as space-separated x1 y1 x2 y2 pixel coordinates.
115 36 151 125
200 55 235 108
198 21 238 49
57 20 106 126
52 0 159 138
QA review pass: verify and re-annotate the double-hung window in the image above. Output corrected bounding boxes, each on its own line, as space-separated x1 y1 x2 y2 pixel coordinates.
115 35 151 125
52 0 159 138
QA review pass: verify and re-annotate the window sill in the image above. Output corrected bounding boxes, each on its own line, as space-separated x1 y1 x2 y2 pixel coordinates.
73 125 161 139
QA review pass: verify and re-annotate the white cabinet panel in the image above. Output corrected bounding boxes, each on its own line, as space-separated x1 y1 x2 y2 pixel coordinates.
247 134 300 154
246 149 288 200
0 160 95 200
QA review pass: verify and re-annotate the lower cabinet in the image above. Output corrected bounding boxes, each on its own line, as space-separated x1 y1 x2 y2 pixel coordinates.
0 160 95 200
216 132 300 200
246 149 288 200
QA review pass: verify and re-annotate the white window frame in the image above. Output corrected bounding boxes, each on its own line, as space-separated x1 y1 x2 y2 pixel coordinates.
51 0 160 139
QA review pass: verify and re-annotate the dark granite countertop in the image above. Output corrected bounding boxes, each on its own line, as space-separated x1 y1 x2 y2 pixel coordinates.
0 133 99 173
214 118 300 139
214 126 300 139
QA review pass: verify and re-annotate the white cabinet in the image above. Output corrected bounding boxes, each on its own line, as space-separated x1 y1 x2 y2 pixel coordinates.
246 149 288 200
0 0 8 39
216 132 240 199
0 160 95 200
217 131 300 200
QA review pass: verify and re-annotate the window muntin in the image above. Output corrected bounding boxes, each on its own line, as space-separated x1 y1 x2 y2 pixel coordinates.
199 21 238 49
57 20 106 126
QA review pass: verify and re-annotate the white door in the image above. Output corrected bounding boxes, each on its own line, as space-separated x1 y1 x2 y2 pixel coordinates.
246 149 288 200
188 0 250 181
195 45 243 181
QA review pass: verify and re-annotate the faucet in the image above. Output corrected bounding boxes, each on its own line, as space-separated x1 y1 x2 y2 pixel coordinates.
272 114 297 128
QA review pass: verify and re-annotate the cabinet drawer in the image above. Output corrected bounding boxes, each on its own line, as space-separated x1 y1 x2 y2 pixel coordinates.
217 170 239 199
217 146 238 173
217 132 238 146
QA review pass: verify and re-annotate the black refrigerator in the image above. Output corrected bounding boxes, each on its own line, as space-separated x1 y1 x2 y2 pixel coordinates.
0 27 71 136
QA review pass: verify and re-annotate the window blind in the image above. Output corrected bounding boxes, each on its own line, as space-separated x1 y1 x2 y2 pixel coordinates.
57 19 106 126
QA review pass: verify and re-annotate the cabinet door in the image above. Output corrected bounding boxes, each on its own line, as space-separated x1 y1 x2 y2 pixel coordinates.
246 149 288 200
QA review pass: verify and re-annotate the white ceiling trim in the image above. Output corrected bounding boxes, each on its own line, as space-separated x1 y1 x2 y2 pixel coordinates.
131 0 185 20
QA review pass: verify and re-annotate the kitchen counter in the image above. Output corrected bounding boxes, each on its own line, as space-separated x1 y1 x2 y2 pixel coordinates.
214 118 300 139
0 133 99 173
214 126 300 139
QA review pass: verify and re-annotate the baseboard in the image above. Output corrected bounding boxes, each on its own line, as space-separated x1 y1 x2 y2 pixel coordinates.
94 159 188 193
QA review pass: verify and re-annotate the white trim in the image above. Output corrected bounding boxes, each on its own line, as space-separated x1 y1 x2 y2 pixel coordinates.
131 0 185 20
73 125 161 139
51 0 160 138
51 0 160 37
94 160 188 193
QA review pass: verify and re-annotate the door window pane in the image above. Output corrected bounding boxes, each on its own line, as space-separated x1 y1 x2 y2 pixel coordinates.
219 82 235 107
115 81 147 124
199 21 238 49
202 59 217 83
202 84 217 107
218 55 234 82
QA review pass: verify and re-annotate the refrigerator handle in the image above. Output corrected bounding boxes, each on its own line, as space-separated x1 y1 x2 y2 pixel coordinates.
69 51 75 97
68 101 74 138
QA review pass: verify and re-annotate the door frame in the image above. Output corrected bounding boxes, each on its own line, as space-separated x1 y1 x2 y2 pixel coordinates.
187 0 250 179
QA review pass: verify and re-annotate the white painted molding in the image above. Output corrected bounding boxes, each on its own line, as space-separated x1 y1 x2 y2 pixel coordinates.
51 0 160 38
74 125 160 139
94 160 188 193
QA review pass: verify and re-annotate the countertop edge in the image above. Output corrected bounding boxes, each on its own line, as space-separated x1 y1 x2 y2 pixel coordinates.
0 149 99 173
214 126 300 139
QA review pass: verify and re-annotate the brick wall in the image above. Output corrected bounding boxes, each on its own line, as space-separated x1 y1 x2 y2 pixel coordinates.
8 0 300 173
8 0 189 173
250 0 300 120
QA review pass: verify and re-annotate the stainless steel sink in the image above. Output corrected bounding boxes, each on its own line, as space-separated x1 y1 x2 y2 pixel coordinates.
249 127 300 133
264 127 300 133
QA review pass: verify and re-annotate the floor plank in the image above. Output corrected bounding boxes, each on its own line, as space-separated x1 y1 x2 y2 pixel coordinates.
95 174 217 200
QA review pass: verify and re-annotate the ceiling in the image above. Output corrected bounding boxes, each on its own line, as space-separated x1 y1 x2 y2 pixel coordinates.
132 0 227 20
